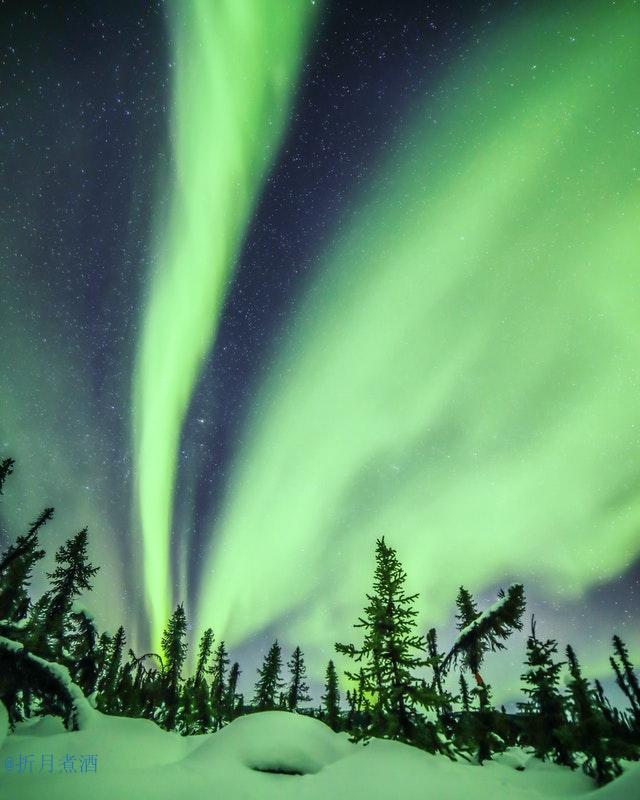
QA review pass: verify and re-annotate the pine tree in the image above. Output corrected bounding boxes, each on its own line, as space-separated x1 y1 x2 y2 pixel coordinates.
210 640 230 729
443 584 526 686
95 631 112 687
194 628 214 686
426 627 453 721
287 646 311 711
0 509 50 622
610 635 640 729
117 651 143 716
336 537 449 752
565 644 621 785
453 588 483 681
160 604 188 731
0 457 14 495
181 628 214 734
225 661 242 720
68 609 100 698
45 528 99 659
517 617 573 766
97 625 126 713
321 659 340 731
253 641 285 711
459 673 470 712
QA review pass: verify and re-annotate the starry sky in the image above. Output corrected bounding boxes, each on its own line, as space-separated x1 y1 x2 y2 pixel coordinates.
1 0 639 705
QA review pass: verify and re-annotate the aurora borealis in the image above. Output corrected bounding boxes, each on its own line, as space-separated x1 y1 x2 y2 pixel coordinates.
133 0 317 649
1 0 639 703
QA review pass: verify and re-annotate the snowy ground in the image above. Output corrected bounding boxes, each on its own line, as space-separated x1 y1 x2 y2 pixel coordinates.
0 708 638 800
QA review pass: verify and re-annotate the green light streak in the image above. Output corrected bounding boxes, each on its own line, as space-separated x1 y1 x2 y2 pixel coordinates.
133 1 317 646
197 1 640 674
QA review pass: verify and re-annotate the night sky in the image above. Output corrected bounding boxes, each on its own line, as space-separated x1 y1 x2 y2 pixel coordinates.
1 0 639 704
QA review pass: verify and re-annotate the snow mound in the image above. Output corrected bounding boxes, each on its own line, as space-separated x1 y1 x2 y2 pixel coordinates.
12 714 67 737
189 711 353 775
0 708 638 800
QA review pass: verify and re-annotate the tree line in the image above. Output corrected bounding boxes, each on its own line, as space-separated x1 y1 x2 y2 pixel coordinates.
0 456 638 787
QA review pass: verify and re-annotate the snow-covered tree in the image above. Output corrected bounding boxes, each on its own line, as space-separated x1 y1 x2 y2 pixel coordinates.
443 584 526 686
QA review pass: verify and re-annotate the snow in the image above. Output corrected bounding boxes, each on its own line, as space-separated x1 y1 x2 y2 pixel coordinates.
456 586 518 641
0 708 638 799
0 636 94 731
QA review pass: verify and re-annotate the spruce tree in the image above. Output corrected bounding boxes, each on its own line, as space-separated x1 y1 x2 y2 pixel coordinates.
95 632 112 686
517 617 573 766
117 651 143 716
97 625 126 713
0 509 50 621
180 628 214 735
253 640 285 711
426 627 453 722
194 628 214 686
287 646 311 711
68 609 100 698
45 528 99 659
160 603 188 731
0 457 14 495
443 584 525 686
336 537 448 752
322 659 340 731
610 635 640 729
459 673 470 712
565 644 621 785
210 640 230 729
226 661 242 720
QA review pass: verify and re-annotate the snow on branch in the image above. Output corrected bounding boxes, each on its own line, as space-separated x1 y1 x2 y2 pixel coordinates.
441 584 526 674
0 635 94 730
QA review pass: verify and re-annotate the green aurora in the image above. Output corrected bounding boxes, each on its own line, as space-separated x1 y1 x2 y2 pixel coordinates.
133 0 317 647
192 2 640 683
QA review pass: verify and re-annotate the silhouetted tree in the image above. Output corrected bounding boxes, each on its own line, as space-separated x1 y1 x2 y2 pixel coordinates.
225 661 242 720
565 644 621 786
253 641 285 711
0 457 14 495
287 646 311 711
336 537 449 753
517 617 573 766
45 528 99 659
443 584 526 687
610 635 640 730
160 604 188 730
69 609 100 697
322 659 341 731
97 625 126 713
210 640 229 729
0 510 50 622
181 628 214 734
459 673 471 713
